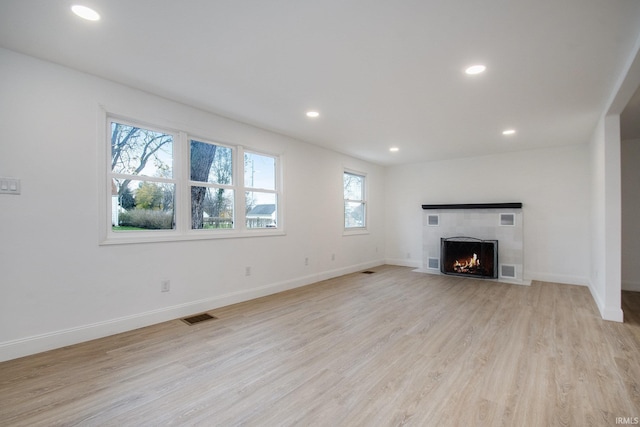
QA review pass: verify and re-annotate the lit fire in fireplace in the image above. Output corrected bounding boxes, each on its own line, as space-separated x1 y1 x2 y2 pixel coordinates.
441 237 497 278
453 253 480 273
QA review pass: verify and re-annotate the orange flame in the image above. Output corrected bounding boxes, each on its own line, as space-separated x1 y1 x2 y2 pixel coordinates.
454 253 480 271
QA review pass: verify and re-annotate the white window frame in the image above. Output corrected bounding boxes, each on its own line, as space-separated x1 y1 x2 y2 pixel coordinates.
188 137 237 235
243 148 280 231
343 169 368 235
99 112 284 245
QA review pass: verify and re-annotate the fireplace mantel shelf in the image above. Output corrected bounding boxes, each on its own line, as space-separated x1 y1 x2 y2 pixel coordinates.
421 203 522 210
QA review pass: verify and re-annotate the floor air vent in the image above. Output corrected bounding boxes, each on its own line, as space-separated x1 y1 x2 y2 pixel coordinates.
362 270 376 274
182 313 217 325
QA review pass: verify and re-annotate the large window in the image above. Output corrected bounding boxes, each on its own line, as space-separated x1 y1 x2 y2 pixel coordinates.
344 170 366 229
104 116 281 243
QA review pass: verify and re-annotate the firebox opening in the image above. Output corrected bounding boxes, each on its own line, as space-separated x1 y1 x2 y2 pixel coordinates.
440 237 498 279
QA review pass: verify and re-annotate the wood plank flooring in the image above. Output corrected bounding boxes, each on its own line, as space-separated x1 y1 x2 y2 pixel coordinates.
1 265 639 426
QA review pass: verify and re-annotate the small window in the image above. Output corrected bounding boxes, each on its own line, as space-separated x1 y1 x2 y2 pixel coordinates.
344 171 366 229
245 151 278 229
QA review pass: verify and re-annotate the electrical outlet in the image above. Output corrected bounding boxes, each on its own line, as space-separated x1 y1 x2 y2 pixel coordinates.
305 257 309 266
161 280 170 292
331 253 335 261
245 266 251 276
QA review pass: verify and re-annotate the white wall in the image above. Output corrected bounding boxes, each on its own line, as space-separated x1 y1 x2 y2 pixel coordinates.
589 117 608 316
384 145 591 285
589 32 640 322
588 114 624 322
622 138 640 291
0 48 385 361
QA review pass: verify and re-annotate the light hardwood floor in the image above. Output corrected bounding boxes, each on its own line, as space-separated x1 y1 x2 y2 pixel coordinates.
1 265 639 426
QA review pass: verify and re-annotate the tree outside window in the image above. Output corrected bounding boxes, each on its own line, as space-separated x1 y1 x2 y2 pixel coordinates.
110 122 175 230
106 117 282 241
190 140 234 230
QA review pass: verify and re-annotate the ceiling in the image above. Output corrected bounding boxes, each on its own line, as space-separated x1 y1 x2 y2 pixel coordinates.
1 0 640 165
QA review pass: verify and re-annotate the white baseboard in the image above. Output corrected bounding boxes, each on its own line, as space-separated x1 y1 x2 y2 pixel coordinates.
601 305 624 322
0 260 384 362
587 280 624 323
314 259 385 282
525 271 589 286
385 258 422 268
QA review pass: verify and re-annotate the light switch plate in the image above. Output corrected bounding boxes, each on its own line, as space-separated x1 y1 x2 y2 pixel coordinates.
0 177 21 195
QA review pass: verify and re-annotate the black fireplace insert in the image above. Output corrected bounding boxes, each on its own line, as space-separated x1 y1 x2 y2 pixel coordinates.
440 237 498 279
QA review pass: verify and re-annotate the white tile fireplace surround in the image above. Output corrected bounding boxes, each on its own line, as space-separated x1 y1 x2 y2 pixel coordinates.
419 203 529 285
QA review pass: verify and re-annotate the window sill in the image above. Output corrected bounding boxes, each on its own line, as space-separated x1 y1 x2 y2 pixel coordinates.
100 229 286 245
343 228 369 236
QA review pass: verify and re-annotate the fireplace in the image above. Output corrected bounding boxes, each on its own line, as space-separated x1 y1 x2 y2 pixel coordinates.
440 237 498 279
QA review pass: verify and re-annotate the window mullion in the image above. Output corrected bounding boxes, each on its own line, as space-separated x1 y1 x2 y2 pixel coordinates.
176 131 188 233
189 181 235 191
236 146 247 231
245 187 278 194
111 173 176 185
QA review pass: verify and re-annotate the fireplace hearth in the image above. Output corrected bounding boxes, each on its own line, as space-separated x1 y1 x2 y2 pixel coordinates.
441 237 498 279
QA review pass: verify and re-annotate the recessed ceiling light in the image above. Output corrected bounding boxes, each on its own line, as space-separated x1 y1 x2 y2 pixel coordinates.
71 5 101 21
502 129 516 135
389 147 399 152
465 65 486 75
306 111 319 118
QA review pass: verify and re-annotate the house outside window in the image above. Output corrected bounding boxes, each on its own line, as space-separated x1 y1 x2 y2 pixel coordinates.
244 151 278 229
103 115 282 243
344 170 366 229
